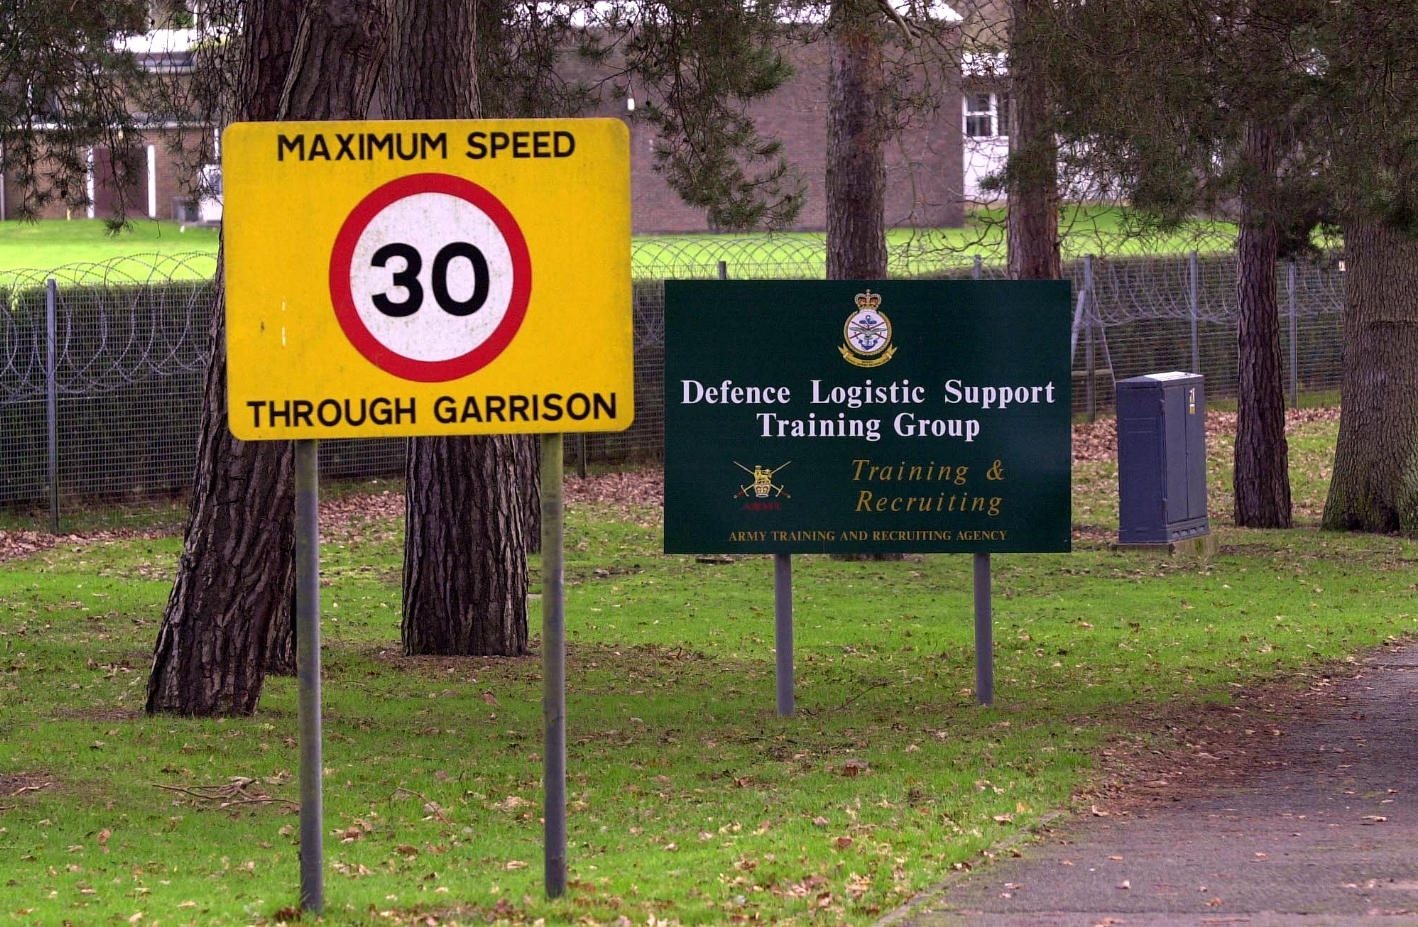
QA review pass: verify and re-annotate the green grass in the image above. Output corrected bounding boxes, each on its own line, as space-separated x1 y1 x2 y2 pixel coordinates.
634 206 1241 279
0 219 219 281
0 207 1241 284
2 413 1414 926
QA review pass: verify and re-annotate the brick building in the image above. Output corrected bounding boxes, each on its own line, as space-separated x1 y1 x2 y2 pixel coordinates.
607 40 966 233
3 27 968 232
0 29 217 224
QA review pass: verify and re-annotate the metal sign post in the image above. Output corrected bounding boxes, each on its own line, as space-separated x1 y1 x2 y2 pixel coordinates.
224 117 633 907
294 439 324 912
973 552 993 706
540 433 567 897
717 265 796 719
774 553 794 717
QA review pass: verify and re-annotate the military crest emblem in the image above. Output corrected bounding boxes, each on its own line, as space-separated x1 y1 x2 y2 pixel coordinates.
839 289 896 367
734 461 791 500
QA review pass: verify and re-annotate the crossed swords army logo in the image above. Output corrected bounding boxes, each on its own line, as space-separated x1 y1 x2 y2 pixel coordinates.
734 461 790 500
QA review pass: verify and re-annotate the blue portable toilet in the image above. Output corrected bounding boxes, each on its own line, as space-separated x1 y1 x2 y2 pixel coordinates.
1116 372 1209 545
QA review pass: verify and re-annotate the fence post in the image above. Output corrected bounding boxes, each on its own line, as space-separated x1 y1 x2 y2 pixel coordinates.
1084 254 1096 423
46 278 59 534
1288 259 1298 409
972 254 982 280
1188 250 1200 375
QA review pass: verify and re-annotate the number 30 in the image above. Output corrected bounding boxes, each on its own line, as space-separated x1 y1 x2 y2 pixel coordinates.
370 241 490 318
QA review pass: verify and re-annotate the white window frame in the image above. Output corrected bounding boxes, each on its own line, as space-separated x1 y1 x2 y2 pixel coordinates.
963 92 1010 139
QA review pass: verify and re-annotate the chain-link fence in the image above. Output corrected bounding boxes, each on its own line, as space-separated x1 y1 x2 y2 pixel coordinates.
2 257 214 511
1059 250 1345 421
632 241 1347 424
1 243 1346 518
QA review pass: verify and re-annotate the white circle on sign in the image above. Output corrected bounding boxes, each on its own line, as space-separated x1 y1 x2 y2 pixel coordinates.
348 192 513 362
330 174 532 382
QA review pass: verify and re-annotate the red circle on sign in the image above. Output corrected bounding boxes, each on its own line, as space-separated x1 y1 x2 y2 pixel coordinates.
329 173 532 382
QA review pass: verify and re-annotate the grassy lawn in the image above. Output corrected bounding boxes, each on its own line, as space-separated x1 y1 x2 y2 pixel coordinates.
0 219 219 281
0 207 1239 283
2 411 1413 926
637 207 1240 279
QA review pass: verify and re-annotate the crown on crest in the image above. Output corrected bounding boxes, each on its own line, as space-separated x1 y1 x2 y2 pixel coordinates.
854 289 882 310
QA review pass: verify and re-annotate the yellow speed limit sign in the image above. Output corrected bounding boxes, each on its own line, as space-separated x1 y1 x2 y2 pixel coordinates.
222 118 633 440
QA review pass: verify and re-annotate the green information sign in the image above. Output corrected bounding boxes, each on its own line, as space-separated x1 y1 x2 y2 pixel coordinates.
664 280 1073 554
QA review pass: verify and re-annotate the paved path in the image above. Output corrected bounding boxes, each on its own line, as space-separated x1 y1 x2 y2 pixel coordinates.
892 646 1418 927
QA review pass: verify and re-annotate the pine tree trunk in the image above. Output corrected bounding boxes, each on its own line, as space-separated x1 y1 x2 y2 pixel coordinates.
826 1 896 563
1323 217 1418 533
521 436 541 555
1233 121 1292 528
385 0 534 656
146 0 387 715
147 280 297 715
402 436 531 654
381 0 479 121
1006 0 1061 282
266 604 296 676
826 0 886 281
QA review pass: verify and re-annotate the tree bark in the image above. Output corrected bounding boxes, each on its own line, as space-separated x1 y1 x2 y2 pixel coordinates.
147 273 297 714
146 0 387 715
520 435 541 555
381 0 479 121
402 433 531 655
1323 217 1418 534
266 598 296 676
384 0 534 656
1006 0 1061 282
826 0 887 281
826 1 897 563
1233 121 1292 528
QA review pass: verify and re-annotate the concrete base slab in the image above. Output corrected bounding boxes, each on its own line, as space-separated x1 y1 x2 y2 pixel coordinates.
1113 533 1218 558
